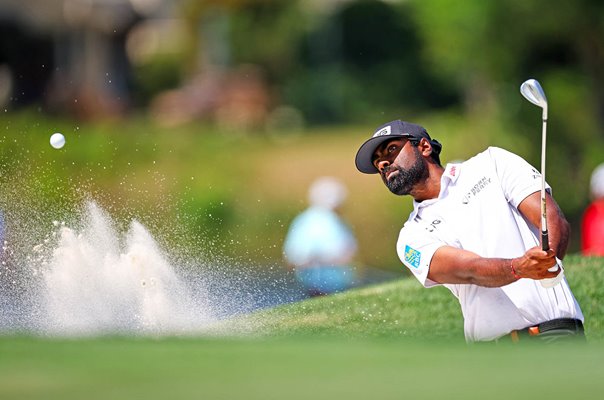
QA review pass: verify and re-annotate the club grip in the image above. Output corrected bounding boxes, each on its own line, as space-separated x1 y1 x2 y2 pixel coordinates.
541 231 549 251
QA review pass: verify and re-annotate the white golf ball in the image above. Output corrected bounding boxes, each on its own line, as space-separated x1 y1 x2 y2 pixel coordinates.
50 133 65 149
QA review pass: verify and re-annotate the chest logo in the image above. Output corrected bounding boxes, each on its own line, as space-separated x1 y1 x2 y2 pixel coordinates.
404 245 421 269
462 176 492 204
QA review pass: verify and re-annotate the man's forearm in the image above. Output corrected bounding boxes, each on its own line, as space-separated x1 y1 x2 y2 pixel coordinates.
518 192 571 260
429 246 561 288
546 195 570 259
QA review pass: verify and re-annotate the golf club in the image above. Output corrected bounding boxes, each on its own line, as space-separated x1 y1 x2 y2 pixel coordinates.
520 78 561 287
520 79 549 251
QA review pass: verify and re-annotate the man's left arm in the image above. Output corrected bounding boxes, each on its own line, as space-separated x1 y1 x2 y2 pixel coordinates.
517 191 571 259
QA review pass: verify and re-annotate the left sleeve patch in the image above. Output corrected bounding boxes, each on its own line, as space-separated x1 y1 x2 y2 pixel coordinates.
404 245 421 268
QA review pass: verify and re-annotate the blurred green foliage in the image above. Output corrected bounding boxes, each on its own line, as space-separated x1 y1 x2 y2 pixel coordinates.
132 54 185 107
180 0 604 126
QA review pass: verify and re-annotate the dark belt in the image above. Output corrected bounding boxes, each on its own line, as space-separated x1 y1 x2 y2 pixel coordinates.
506 318 585 342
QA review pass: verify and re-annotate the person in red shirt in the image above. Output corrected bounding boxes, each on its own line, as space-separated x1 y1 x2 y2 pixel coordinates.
582 163 604 256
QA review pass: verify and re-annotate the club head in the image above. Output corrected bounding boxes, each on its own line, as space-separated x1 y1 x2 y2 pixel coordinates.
520 79 547 109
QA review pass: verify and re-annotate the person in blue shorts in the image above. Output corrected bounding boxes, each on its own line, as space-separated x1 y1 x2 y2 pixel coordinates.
283 177 358 296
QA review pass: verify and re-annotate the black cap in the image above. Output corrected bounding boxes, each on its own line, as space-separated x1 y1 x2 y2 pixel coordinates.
354 119 442 174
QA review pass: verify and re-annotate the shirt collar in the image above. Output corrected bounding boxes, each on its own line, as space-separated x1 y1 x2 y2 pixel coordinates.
443 163 461 183
409 163 462 218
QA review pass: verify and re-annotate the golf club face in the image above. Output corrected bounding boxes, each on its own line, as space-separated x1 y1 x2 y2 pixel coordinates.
520 79 548 109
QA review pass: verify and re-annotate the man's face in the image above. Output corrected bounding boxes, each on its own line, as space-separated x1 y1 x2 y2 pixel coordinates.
372 138 427 196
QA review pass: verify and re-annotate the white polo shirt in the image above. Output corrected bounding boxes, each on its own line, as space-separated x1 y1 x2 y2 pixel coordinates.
397 147 584 341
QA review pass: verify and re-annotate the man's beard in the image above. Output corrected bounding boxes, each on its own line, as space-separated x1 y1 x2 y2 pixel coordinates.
385 148 427 196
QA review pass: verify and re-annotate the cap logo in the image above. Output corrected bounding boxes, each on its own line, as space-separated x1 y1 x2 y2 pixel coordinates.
373 126 391 137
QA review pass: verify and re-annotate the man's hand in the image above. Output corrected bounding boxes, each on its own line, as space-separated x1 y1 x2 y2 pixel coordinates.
512 246 560 280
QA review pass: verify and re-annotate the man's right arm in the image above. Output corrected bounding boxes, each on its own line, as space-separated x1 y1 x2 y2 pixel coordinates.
427 245 560 288
517 191 570 259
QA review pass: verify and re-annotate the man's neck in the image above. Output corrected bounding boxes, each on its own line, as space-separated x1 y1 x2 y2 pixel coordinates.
411 164 445 202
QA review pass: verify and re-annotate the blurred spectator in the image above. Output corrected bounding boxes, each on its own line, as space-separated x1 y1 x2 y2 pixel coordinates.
582 163 604 256
283 177 357 296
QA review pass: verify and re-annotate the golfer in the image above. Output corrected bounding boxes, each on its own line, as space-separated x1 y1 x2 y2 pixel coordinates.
355 119 584 342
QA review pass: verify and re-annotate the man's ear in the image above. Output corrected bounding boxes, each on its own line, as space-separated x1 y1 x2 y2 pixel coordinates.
417 138 433 157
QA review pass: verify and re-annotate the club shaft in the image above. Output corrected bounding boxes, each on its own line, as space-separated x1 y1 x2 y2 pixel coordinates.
541 113 549 251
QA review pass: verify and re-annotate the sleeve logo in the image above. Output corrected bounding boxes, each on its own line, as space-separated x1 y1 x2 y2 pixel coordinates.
404 245 421 268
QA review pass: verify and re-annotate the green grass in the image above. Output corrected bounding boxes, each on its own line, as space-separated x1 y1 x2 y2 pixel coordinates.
1 255 603 399
224 254 603 342
235 275 464 341
1 336 603 400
